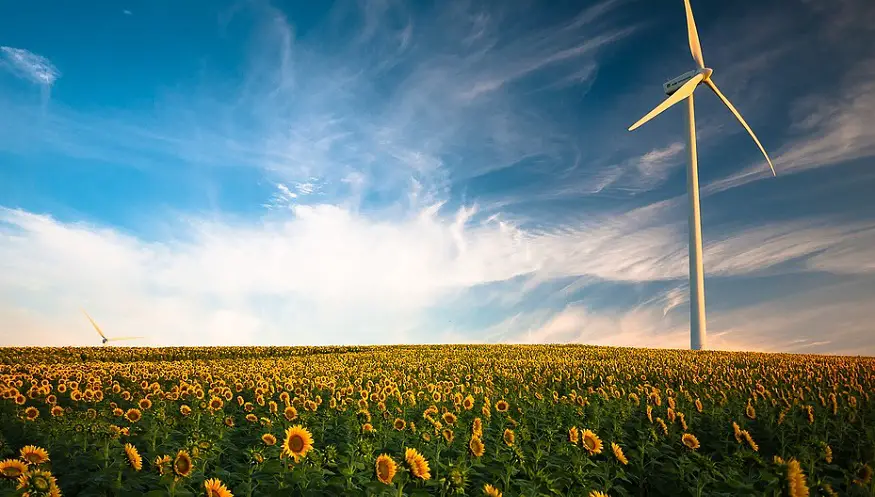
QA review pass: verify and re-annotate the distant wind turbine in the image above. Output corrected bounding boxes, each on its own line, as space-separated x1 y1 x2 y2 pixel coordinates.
81 309 143 346
627 0 776 350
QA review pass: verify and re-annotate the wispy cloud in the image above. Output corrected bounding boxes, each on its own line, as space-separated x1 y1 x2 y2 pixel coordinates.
0 46 60 86
704 58 875 194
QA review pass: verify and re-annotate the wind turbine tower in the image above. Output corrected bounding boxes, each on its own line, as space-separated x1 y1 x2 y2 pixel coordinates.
627 0 776 350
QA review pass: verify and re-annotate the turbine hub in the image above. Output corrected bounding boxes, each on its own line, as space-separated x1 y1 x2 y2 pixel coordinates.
701 67 713 81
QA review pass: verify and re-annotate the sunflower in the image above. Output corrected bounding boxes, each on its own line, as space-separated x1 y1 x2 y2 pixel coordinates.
589 491 609 497
15 468 60 497
173 450 193 478
0 459 28 478
468 434 485 457
254 432 275 447
569 426 580 445
124 443 143 471
204 478 234 497
50 406 63 417
581 430 603 455
786 459 809 497
404 447 431 480
503 428 515 446
209 396 224 411
855 464 873 486
442 428 454 444
741 430 759 452
393 418 406 431
442 412 457 425
113 408 124 417
483 483 503 496
224 416 234 427
125 408 142 423
611 442 628 465
375 454 396 484
681 433 700 450
463 395 475 410
154 455 171 475
281 425 314 462
495 400 509 413
472 417 483 437
20 446 50 465
138 398 152 410
24 406 39 421
362 423 374 433
180 405 192 416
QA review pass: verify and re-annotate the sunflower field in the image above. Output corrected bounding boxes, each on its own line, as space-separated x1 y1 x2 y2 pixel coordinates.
1 345 873 497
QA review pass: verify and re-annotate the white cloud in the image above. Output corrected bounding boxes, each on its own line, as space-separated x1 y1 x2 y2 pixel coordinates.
0 204 538 346
0 46 60 86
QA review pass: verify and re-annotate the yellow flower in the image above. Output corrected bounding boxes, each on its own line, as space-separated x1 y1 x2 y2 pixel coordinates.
611 442 628 465
483 483 503 496
394 418 406 431
569 426 580 445
174 450 193 478
0 459 28 478
855 464 873 486
503 428 515 446
442 412 457 425
125 408 142 423
281 425 314 462
740 430 758 452
404 447 431 480
786 458 809 497
19 446 50 465
50 406 63 417
16 468 60 497
261 434 276 446
581 430 603 455
469 435 485 457
681 433 700 450
124 443 143 471
495 400 509 413
589 491 610 497
154 455 171 475
24 406 40 421
375 454 396 484
204 477 234 497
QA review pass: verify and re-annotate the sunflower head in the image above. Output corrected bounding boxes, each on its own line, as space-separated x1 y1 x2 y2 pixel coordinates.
682 433 700 450
19 446 50 465
204 477 233 497
581 430 603 455
503 428 515 446
469 436 485 457
173 450 193 478
261 434 277 446
611 442 628 465
375 454 397 485
483 484 503 497
281 425 314 462
124 443 143 471
0 459 28 479
404 447 431 480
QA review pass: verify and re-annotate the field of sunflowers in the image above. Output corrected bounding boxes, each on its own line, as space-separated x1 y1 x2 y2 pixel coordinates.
1 345 873 497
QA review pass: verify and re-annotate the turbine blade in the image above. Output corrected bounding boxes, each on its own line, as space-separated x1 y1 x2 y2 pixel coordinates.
628 73 704 131
705 79 776 176
684 0 705 68
81 309 107 340
106 337 143 342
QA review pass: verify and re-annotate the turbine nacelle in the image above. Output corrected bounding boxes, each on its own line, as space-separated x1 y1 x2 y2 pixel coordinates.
664 68 713 96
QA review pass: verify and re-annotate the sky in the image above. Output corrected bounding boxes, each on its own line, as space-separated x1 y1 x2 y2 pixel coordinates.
1 0 874 353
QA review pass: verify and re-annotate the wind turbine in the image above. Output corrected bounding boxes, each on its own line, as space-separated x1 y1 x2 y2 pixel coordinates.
627 0 775 350
81 309 143 346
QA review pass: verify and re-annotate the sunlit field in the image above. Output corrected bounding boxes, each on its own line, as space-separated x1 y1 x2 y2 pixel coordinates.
1 345 873 496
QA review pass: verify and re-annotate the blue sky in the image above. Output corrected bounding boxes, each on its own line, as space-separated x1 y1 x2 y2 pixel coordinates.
2 0 874 353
